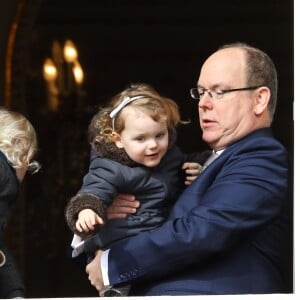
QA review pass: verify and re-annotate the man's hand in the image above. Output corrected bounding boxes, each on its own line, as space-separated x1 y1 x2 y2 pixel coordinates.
182 162 203 185
107 194 140 219
86 250 104 295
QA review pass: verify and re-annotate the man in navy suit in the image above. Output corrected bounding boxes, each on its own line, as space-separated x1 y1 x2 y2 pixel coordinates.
86 42 292 295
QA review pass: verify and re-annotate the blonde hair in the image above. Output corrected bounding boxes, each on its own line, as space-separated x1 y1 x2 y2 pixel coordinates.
89 83 184 148
0 107 40 173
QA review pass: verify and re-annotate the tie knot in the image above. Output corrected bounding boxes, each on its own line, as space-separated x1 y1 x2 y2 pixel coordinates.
202 151 219 171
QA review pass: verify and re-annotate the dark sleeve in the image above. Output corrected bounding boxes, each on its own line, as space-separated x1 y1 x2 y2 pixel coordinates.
0 246 25 298
65 157 126 237
0 158 19 225
79 157 125 203
65 193 107 237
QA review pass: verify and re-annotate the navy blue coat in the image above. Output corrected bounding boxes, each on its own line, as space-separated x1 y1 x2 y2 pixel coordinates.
66 145 192 250
107 128 292 295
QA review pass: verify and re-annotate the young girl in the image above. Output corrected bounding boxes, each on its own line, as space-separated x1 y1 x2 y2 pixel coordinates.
0 108 40 298
65 83 209 295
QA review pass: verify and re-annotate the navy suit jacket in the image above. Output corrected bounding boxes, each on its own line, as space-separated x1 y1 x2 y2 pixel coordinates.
107 128 292 295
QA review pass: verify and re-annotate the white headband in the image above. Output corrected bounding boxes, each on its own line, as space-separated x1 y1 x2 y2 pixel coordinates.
109 95 146 130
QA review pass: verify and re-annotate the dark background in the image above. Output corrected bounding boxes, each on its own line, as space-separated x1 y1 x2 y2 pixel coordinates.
0 0 294 297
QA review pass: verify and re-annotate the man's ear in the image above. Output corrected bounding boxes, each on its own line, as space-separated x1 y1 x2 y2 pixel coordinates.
253 86 270 115
111 131 124 148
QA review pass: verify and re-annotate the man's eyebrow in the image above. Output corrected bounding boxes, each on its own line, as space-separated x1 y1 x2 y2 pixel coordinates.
197 83 223 89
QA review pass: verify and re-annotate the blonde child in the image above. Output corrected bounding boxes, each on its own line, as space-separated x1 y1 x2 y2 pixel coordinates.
0 108 40 298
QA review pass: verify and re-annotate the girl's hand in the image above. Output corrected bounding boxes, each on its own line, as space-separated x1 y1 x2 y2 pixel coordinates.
76 208 104 232
182 162 203 185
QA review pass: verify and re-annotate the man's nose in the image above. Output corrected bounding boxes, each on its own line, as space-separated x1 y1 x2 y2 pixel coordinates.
198 93 213 109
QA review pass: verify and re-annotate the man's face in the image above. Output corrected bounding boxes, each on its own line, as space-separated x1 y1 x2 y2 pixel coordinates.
197 47 260 150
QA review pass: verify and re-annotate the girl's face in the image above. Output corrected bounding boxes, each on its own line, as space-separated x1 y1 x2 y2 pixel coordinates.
113 107 169 167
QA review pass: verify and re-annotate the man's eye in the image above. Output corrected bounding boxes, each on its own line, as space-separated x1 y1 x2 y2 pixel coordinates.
215 90 224 96
198 89 205 96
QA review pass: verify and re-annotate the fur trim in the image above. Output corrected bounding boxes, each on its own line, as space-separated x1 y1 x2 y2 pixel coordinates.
65 193 107 238
93 141 136 166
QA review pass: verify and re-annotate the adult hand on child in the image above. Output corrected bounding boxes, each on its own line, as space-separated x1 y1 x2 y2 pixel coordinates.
107 194 140 219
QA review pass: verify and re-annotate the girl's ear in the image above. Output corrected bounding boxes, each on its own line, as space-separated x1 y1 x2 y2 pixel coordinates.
111 131 124 148
253 86 270 115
